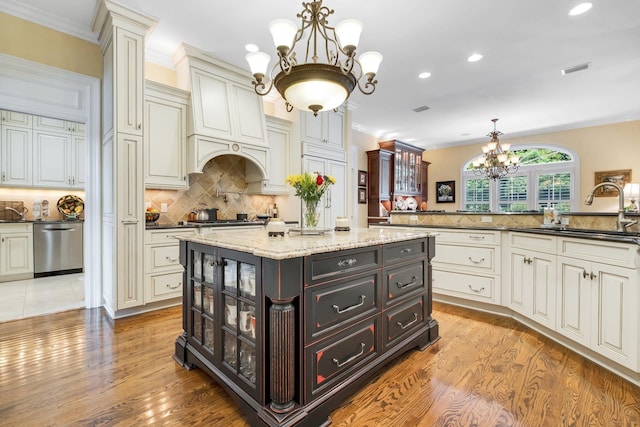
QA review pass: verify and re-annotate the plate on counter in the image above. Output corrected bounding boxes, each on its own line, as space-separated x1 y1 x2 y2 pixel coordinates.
57 195 84 218
405 197 418 210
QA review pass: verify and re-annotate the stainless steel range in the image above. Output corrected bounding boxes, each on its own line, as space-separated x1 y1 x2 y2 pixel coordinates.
33 221 83 277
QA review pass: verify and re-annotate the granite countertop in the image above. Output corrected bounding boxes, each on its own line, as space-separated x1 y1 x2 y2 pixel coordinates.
377 223 640 245
178 227 435 260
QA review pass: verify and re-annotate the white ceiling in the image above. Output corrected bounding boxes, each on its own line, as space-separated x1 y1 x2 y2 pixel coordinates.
4 0 640 150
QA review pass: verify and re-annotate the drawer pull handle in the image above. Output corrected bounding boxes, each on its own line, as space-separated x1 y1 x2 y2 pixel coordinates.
400 248 413 254
468 284 485 293
468 257 485 264
332 343 366 368
337 258 358 268
396 313 419 330
469 235 485 240
165 256 178 262
396 276 418 289
166 283 181 289
332 295 366 314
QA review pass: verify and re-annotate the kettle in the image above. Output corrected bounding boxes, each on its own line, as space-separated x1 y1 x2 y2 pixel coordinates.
195 210 209 221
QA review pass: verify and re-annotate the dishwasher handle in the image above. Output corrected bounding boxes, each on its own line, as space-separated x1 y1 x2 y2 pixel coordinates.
40 228 77 232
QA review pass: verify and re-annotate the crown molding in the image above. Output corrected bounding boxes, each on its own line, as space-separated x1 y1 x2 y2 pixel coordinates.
0 0 99 43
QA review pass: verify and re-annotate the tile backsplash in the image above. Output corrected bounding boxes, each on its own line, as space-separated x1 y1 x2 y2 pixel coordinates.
0 189 85 221
145 155 283 224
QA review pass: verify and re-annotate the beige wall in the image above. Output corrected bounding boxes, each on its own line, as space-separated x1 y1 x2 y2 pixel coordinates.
0 13 102 78
423 120 640 213
352 129 379 227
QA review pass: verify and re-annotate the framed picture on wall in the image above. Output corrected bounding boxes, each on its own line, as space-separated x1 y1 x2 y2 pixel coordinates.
436 180 455 203
358 188 367 204
594 169 631 197
358 170 367 187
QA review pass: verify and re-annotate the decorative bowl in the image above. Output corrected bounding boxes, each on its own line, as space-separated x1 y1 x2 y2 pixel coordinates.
145 211 160 223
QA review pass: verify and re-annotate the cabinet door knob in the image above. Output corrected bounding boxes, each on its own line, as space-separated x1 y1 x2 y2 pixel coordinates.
582 270 589 279
590 272 597 280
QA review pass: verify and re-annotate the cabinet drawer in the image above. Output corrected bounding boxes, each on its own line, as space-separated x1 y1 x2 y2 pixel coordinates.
146 228 197 244
305 246 381 285
509 232 557 252
383 259 426 306
431 229 500 245
382 238 428 264
148 245 181 271
432 268 496 303
145 271 183 302
559 237 636 268
305 271 381 342
433 244 496 272
305 316 380 402
383 295 427 350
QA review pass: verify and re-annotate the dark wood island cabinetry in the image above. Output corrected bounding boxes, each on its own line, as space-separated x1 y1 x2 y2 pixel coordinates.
174 228 439 426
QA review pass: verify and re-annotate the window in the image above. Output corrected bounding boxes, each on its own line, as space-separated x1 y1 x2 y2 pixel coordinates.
463 146 578 212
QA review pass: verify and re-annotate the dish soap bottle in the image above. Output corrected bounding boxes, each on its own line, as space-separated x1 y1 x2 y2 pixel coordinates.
272 203 278 218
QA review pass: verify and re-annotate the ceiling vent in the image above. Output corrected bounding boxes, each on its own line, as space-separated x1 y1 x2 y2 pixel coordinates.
561 62 590 75
413 105 430 113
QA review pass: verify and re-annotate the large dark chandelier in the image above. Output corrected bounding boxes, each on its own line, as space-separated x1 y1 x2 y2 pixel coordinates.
471 119 520 180
245 0 383 116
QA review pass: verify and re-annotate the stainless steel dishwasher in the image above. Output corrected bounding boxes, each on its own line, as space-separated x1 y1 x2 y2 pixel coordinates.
33 222 83 277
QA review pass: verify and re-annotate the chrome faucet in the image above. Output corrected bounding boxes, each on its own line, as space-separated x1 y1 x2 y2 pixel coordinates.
585 182 637 232
4 206 28 221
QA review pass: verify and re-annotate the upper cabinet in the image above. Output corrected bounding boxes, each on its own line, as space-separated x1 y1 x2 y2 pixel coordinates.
115 28 144 136
301 108 346 162
379 140 423 196
144 81 190 190
246 115 292 195
1 110 84 189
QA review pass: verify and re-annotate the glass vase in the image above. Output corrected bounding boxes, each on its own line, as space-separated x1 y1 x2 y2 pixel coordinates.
303 199 320 229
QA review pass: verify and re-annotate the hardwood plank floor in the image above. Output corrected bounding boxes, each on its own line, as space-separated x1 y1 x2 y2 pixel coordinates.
0 302 638 426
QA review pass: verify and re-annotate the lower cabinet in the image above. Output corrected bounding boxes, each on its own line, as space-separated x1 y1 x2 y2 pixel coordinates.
505 232 557 330
144 227 196 303
176 235 438 426
0 222 33 281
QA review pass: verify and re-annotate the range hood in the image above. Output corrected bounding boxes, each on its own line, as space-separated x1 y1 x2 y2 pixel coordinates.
173 44 270 178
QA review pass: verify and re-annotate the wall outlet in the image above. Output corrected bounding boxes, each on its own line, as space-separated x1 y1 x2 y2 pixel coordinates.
481 216 492 223
160 203 168 213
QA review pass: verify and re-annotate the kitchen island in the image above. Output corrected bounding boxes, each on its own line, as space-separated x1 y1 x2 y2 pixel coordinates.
174 228 439 426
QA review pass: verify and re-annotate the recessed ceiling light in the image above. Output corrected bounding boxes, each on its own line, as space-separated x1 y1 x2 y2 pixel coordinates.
418 72 432 79
467 53 483 63
245 44 259 52
569 3 592 16
561 62 590 75
413 105 430 113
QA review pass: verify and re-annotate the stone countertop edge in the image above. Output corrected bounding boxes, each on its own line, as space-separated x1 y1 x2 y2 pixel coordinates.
377 223 640 245
177 227 435 260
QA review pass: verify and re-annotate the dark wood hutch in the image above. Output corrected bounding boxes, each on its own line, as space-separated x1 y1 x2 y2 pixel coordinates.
367 140 430 223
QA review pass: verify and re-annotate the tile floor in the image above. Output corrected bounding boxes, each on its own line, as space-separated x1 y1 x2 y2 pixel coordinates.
0 273 84 323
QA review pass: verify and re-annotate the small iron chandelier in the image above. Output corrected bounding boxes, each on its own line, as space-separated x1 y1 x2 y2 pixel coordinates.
245 0 383 116
471 119 520 180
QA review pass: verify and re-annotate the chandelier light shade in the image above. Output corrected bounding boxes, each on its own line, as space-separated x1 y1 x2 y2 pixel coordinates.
471 119 520 180
245 0 383 116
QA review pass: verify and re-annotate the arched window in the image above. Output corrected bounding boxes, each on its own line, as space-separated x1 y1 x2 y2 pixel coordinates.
461 146 578 212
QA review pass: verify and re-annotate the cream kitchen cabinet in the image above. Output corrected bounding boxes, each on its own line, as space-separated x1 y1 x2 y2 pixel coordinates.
0 222 33 282
557 237 638 371
115 28 144 136
301 108 346 162
144 227 197 303
33 128 85 189
144 81 189 189
0 125 32 186
505 232 557 330
303 155 347 229
1 110 32 128
246 115 292 195
428 228 501 305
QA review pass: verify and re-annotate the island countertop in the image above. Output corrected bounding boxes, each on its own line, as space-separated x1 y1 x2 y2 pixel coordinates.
178 227 435 259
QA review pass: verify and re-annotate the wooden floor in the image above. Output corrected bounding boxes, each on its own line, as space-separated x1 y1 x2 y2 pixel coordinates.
0 302 638 426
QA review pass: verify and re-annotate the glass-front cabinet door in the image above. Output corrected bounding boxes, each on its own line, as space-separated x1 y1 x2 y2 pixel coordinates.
186 244 262 401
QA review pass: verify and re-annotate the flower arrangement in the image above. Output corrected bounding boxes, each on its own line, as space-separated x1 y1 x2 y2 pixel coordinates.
286 172 336 227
